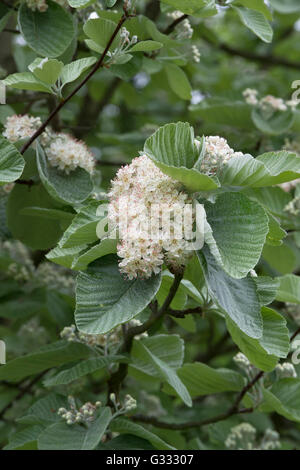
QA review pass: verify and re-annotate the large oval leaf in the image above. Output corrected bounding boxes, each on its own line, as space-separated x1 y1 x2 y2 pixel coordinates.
18 1 75 58
0 136 25 184
75 255 161 334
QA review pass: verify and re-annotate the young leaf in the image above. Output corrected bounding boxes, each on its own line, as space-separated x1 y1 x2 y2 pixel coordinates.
233 6 273 43
3 72 52 93
233 0 272 20
144 122 219 191
165 64 192 101
60 57 97 88
130 41 163 52
71 239 117 271
83 18 121 51
28 58 64 85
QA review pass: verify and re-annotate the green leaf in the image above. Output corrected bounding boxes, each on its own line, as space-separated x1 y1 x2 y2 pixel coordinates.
251 108 294 136
18 393 68 425
0 136 25 184
4 425 43 450
263 379 300 422
110 419 176 450
160 0 208 16
165 64 192 101
276 274 300 304
60 57 97 88
72 238 117 271
233 0 272 20
28 57 64 85
68 0 96 7
7 184 65 250
144 122 219 191
130 40 163 52
18 1 75 58
262 243 297 275
58 201 101 249
226 307 289 371
83 18 121 51
190 101 253 130
38 407 112 450
0 4 11 34
0 341 91 382
165 362 245 397
220 151 300 188
43 356 126 387
197 247 263 339
36 143 93 205
3 72 52 93
253 276 279 306
204 192 268 278
75 255 161 334
131 340 192 406
268 0 300 14
266 213 286 246
46 244 87 268
233 6 273 43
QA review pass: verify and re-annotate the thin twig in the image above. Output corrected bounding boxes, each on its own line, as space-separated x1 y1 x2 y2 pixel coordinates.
19 12 131 156
163 14 188 35
0 371 47 420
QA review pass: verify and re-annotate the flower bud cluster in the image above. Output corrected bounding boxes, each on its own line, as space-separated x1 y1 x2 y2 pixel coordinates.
225 423 280 450
243 88 298 113
167 11 193 39
275 362 297 379
60 319 147 350
25 0 68 12
191 45 201 63
109 393 137 413
57 396 102 425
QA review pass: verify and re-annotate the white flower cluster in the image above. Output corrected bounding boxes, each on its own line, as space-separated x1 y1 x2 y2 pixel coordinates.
3 114 42 143
225 423 280 451
25 0 68 12
199 136 243 176
167 11 193 39
275 362 297 379
285 303 300 326
3 114 95 175
243 88 298 112
284 195 300 216
108 155 194 279
191 45 201 63
61 319 147 350
45 133 95 175
58 396 102 425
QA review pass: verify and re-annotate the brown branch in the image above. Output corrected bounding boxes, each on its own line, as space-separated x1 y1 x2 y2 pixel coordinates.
168 306 203 318
19 11 131 156
132 407 254 430
163 14 188 35
201 34 300 70
0 371 47 421
291 327 300 342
